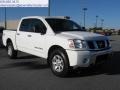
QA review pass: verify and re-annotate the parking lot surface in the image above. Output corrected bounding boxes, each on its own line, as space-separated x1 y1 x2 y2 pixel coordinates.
0 35 120 90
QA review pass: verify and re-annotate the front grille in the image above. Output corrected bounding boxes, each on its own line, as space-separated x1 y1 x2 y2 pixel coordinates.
87 40 110 50
87 41 95 49
106 40 110 47
96 40 105 49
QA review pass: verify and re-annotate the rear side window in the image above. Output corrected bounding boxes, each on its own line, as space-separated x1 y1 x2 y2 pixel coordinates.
20 19 31 32
20 19 47 33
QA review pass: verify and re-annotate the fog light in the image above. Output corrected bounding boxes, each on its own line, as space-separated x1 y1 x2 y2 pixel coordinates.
83 58 89 64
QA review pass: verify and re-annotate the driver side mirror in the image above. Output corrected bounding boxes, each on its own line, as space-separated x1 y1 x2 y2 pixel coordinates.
40 28 46 35
35 25 46 35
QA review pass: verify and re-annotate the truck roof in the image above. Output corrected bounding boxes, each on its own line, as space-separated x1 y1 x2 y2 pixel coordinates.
22 16 70 20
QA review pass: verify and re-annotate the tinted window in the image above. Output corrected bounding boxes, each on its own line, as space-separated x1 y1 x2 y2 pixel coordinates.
45 19 83 33
20 19 46 33
20 19 31 32
31 19 47 33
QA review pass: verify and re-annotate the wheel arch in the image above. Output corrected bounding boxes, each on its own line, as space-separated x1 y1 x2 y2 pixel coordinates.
47 45 70 66
6 38 17 50
6 38 12 45
6 38 18 59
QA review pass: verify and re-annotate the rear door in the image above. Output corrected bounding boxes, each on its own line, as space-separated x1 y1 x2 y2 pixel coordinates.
16 18 47 57
16 19 35 53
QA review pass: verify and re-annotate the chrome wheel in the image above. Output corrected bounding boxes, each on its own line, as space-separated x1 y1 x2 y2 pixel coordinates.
8 45 12 56
52 55 64 72
50 49 69 77
7 42 17 59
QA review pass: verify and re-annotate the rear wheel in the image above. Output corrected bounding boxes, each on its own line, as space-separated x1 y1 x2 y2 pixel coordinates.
49 49 70 77
7 42 17 59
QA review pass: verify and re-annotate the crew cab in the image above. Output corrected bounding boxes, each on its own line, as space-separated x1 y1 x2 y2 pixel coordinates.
2 16 112 77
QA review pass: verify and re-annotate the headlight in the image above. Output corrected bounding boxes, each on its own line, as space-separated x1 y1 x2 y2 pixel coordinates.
68 39 87 49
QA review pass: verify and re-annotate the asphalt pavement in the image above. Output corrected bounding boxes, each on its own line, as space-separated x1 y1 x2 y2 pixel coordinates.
0 35 120 90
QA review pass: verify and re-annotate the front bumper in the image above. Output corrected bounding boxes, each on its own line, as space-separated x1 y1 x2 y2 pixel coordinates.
66 48 112 67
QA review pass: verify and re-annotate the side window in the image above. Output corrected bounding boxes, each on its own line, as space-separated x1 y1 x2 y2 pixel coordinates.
20 19 31 32
20 19 47 33
32 19 47 34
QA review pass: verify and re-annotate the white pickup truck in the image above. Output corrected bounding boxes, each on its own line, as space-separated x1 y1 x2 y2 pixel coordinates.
2 16 112 77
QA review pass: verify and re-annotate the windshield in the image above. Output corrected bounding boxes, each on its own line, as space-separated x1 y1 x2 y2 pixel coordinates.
45 19 84 33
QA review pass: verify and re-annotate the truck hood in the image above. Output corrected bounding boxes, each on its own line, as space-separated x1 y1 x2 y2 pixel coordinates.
56 31 107 40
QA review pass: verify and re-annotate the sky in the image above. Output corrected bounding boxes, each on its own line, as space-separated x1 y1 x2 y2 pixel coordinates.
0 0 120 29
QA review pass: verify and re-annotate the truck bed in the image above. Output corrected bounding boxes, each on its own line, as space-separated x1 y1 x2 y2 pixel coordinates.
2 30 17 47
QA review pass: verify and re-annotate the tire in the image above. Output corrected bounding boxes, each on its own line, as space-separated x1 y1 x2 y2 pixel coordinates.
7 42 17 59
49 49 70 77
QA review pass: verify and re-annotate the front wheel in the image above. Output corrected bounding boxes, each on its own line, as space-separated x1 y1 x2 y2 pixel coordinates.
7 42 17 59
49 49 70 77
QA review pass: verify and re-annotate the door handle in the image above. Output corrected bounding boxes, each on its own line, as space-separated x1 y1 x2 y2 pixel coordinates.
27 35 32 37
17 33 20 35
